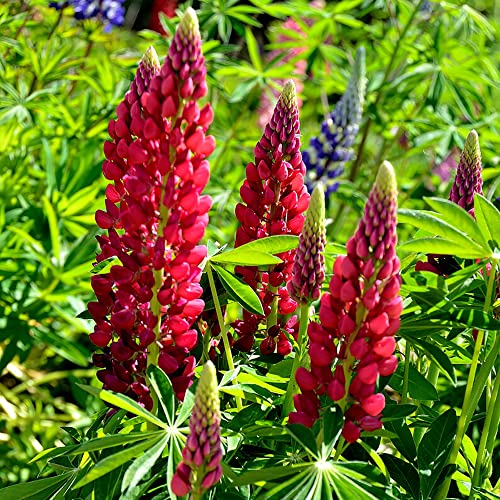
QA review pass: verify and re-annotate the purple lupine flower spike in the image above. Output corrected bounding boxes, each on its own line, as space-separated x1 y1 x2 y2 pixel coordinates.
50 0 125 29
171 361 222 497
288 183 326 304
303 47 366 197
290 162 402 441
448 129 483 216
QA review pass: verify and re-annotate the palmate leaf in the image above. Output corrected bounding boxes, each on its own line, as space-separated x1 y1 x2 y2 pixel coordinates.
398 204 491 258
0 472 75 500
147 365 176 426
474 194 500 249
381 454 420 499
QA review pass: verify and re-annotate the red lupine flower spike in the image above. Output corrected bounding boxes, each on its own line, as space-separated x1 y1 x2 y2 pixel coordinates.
290 161 401 442
89 9 214 408
233 81 310 354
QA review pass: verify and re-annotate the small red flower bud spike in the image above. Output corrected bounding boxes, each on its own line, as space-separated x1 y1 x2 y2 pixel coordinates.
289 161 401 442
171 361 223 498
233 80 310 354
90 9 214 409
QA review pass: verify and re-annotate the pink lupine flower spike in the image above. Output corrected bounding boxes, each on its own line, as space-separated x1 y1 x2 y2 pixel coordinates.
289 161 402 443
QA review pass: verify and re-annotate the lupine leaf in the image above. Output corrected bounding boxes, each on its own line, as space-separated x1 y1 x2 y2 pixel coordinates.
0 472 74 500
424 197 490 250
121 433 169 494
286 424 318 458
397 209 488 257
398 237 488 259
381 454 420 499
210 248 281 266
73 435 164 488
232 463 311 486
212 264 265 315
418 409 457 500
474 194 500 248
147 365 176 426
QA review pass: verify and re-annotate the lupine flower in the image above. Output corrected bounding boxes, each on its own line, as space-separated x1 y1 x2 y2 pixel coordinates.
303 46 366 196
416 130 483 275
171 361 222 497
49 0 125 29
289 162 401 443
288 183 326 304
448 129 483 216
233 81 310 354
89 9 215 406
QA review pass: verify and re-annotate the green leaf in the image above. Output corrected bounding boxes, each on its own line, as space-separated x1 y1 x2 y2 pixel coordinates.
0 472 74 500
391 365 439 401
66 431 163 455
397 208 488 258
175 383 196 426
233 463 312 486
235 235 299 254
322 407 343 454
245 27 262 71
210 248 281 266
73 435 164 488
382 404 418 420
398 237 487 259
147 365 176 426
121 433 169 494
424 197 490 251
413 339 456 384
91 256 119 275
212 264 264 315
418 409 457 500
381 454 420 499
474 194 500 248
384 419 417 462
286 424 318 458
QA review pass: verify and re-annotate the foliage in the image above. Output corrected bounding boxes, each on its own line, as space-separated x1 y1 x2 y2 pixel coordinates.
0 0 499 498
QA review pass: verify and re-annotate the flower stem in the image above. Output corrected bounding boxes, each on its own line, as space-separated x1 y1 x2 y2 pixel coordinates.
435 260 498 500
401 339 411 405
469 370 500 498
282 302 310 417
206 263 242 411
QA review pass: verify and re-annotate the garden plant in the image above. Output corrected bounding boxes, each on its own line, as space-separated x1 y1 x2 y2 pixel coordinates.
0 0 499 499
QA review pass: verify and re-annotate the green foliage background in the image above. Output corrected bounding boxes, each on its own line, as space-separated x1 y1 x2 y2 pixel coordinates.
0 0 498 494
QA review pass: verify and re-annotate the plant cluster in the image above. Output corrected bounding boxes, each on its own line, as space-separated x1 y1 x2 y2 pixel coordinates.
0 1 499 499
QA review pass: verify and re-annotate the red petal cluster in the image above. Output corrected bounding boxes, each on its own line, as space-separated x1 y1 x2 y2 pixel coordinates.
232 81 310 354
89 9 214 406
289 162 401 441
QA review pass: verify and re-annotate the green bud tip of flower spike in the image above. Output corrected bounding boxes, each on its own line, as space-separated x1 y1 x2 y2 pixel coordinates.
281 80 297 109
375 160 397 197
143 46 160 70
179 7 200 40
352 46 367 110
463 129 481 166
195 361 220 424
305 183 326 233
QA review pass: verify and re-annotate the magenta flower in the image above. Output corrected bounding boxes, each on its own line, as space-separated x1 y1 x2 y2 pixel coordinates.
289 162 401 442
171 361 222 497
288 183 326 305
233 81 310 354
448 129 483 216
416 130 483 275
89 8 214 406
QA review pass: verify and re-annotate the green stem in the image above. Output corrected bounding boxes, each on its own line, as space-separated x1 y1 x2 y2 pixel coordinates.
401 340 411 405
469 371 500 498
266 284 279 330
282 302 310 417
435 261 498 500
413 359 440 445
206 263 242 411
333 436 346 460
